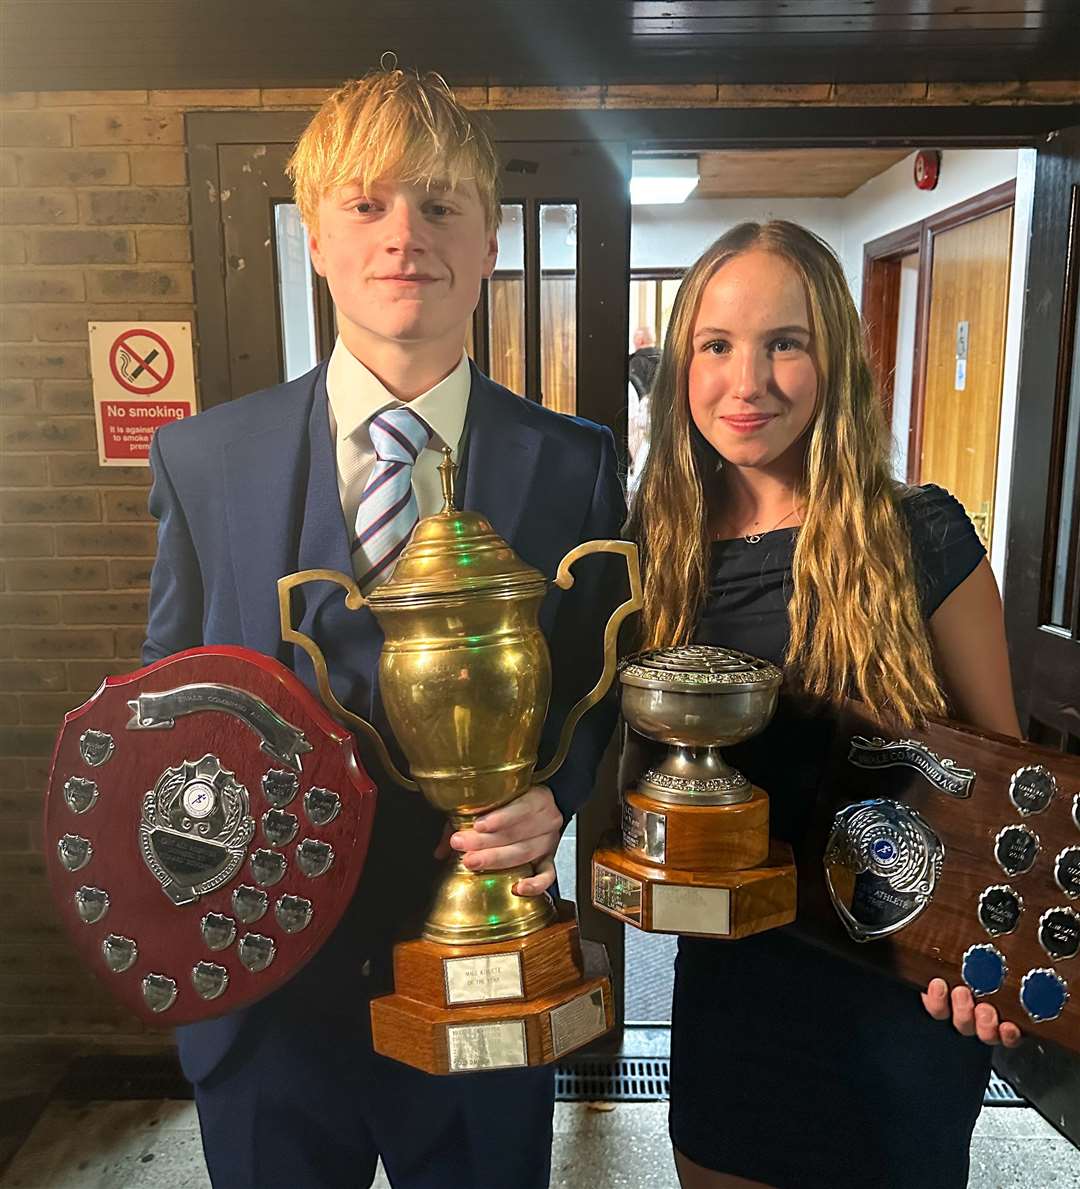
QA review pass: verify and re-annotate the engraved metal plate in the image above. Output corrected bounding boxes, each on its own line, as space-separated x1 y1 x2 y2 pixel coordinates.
444 952 524 1005
200 912 236 951
142 973 177 1012
1038 907 1080 961
79 728 115 767
1073 792 1080 832
550 986 608 1058
592 863 642 922
994 825 1040 876
824 799 943 941
848 736 975 798
1055 847 1080 899
232 884 268 923
102 933 137 972
446 1020 528 1072
977 885 1022 937
63 775 98 814
262 769 299 808
1009 765 1057 816
191 961 229 1000
1020 967 1069 1022
238 933 276 973
274 894 313 934
621 801 666 863
140 754 255 906
296 839 333 878
961 943 1007 997
262 809 299 847
304 787 341 826
57 834 92 872
652 884 731 935
250 848 286 887
75 886 109 924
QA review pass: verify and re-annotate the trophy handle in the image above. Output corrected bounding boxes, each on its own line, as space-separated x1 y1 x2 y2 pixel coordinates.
277 568 420 792
533 540 643 785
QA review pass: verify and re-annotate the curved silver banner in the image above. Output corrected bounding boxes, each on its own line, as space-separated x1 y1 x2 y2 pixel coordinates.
127 684 313 772
847 735 975 799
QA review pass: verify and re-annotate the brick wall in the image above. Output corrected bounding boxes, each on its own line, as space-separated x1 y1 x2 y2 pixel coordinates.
1 78 1078 1059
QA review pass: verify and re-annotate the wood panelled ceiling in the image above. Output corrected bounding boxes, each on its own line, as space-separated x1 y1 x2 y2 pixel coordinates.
1 1 1078 92
691 148 913 197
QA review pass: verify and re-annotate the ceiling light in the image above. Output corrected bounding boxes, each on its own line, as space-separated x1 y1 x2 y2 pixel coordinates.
630 157 699 205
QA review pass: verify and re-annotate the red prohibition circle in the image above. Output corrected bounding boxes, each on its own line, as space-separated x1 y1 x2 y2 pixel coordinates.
108 328 176 396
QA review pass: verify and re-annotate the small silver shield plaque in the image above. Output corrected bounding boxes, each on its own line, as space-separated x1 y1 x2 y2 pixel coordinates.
274 894 313 934
238 933 276 973
75 886 110 924
200 912 236 951
304 787 341 826
296 839 333 878
1008 765 1056 816
824 799 943 942
262 809 299 847
232 884 268 923
58 834 92 872
250 849 286 887
79 729 115 767
192 961 229 1000
102 933 137 973
262 769 299 808
142 973 177 1013
63 776 98 815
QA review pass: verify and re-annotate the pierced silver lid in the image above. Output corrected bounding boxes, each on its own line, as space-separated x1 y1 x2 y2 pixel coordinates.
619 645 782 694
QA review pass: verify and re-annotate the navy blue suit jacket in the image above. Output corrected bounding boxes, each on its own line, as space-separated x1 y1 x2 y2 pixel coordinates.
143 361 627 1083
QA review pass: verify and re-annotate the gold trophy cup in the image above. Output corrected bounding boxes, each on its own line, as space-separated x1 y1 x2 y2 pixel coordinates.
278 451 642 1074
592 645 797 938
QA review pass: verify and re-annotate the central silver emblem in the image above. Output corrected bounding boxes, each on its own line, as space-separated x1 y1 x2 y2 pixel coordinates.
139 754 255 906
824 799 944 942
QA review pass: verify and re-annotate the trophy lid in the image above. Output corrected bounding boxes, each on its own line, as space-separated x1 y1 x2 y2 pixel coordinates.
365 449 547 604
619 644 782 693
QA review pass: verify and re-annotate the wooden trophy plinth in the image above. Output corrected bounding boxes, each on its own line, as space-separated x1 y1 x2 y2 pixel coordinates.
591 784 797 937
370 900 613 1075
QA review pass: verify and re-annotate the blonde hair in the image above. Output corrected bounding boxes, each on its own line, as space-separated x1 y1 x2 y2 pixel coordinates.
627 221 946 724
287 65 501 231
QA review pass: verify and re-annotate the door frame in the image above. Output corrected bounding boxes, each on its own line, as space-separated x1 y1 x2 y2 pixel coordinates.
862 178 1016 487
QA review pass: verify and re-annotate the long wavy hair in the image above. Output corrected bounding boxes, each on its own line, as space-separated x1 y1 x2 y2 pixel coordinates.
627 221 946 723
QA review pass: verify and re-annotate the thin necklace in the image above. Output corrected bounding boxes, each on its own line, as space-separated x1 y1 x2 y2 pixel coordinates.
744 507 798 544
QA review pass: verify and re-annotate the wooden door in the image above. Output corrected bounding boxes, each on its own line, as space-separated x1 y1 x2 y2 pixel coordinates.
918 206 1014 546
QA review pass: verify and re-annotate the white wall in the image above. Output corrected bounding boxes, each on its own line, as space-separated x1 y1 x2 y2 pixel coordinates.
630 198 843 269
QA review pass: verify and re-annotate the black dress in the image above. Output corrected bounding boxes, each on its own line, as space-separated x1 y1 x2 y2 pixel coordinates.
668 485 992 1189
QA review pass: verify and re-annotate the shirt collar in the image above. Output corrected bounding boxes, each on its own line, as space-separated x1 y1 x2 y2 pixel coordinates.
326 337 471 452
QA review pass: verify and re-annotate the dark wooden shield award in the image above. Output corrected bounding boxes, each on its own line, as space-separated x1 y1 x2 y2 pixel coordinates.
44 646 377 1026
794 700 1080 1052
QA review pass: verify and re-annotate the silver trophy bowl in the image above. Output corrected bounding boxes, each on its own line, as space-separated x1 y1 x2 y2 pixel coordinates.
619 645 782 806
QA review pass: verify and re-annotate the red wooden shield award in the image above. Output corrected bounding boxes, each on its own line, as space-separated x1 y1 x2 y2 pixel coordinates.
44 646 377 1026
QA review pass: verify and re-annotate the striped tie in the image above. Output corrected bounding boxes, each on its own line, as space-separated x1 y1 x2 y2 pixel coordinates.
352 405 433 593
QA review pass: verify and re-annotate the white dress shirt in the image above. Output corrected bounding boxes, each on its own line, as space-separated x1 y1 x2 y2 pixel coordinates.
325 338 472 553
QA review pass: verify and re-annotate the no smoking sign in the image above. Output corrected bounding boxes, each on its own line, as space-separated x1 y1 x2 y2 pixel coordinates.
89 322 197 467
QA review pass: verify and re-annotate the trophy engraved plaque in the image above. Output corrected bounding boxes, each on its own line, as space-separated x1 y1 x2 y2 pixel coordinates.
44 646 377 1026
279 451 642 1074
591 645 797 938
795 699 1080 1052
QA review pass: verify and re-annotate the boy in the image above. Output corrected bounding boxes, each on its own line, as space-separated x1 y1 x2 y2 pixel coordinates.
144 67 625 1188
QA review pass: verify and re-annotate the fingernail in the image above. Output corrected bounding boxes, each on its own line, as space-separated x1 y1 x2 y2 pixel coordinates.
931 979 946 995
450 833 464 849
463 855 481 870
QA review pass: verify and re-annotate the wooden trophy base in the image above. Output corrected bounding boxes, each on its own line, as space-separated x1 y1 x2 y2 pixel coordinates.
369 900 613 1075
591 782 796 938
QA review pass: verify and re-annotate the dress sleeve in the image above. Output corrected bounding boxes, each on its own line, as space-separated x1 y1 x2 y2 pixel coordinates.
901 484 987 619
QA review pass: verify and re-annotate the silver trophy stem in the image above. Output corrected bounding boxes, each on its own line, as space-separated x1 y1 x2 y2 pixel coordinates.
639 744 753 806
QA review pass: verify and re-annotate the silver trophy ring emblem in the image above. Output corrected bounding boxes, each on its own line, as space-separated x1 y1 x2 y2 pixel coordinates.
824 798 944 942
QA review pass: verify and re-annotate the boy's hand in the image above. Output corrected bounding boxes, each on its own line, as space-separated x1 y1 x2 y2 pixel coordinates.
441 785 564 897
920 979 1023 1047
